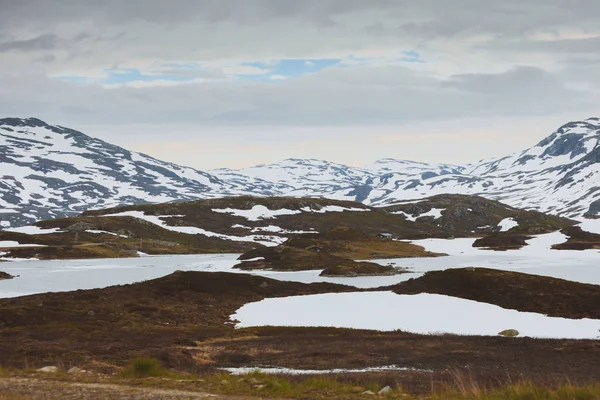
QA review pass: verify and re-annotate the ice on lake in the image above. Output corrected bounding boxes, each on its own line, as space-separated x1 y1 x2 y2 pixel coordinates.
1 232 600 299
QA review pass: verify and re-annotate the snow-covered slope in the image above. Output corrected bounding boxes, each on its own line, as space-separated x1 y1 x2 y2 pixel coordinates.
0 118 268 228
361 118 600 217
2 116 600 228
215 118 600 218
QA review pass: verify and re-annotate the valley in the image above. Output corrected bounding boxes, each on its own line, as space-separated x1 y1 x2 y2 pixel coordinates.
2 117 600 399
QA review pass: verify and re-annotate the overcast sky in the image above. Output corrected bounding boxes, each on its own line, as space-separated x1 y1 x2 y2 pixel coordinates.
1 0 598 169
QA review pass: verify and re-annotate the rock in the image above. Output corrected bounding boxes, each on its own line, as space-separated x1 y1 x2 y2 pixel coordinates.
87 311 95 316
67 367 85 374
498 329 520 337
0 271 14 280
361 390 375 395
253 385 265 390
249 378 262 384
259 282 268 288
64 222 96 233
117 229 134 238
220 379 230 385
37 366 59 373
378 386 392 394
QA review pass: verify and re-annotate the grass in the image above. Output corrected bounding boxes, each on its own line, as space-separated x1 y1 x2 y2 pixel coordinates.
121 357 172 378
1 362 600 399
434 373 600 400
114 363 600 399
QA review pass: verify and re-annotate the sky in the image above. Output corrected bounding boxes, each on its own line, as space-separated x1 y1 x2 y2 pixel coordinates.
0 0 599 170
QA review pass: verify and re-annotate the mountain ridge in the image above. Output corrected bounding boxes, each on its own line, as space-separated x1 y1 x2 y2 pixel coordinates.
1 116 599 228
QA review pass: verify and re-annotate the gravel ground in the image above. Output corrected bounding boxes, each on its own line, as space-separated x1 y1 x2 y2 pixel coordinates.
0 377 254 400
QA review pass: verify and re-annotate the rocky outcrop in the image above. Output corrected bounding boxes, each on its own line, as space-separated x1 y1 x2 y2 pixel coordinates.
0 271 14 280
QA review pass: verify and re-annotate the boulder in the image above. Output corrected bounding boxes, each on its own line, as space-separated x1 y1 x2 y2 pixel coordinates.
64 222 96 233
498 329 519 337
0 271 14 280
378 386 392 394
37 366 59 373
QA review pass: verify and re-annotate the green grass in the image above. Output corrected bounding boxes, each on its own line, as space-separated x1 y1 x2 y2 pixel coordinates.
435 382 600 400
203 371 396 398
2 362 600 400
121 357 171 378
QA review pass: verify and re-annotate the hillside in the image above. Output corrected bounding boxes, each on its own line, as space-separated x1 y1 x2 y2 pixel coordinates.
0 196 573 260
380 194 575 235
0 117 266 229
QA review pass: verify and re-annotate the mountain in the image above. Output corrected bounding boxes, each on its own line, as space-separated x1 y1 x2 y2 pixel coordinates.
1 116 599 228
213 117 600 218
0 117 273 228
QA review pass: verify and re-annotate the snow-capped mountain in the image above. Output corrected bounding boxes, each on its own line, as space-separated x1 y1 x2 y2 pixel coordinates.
358 118 600 217
0 118 268 228
1 116 600 228
214 118 600 218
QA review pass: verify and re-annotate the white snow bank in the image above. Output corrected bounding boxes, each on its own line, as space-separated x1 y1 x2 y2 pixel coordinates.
300 205 369 213
392 208 444 221
577 218 600 234
4 226 60 235
421 208 444 219
101 211 285 246
0 209 18 214
232 292 600 339
213 204 368 221
250 225 317 234
410 238 480 255
86 230 128 238
222 365 427 375
212 205 301 221
498 217 519 232
232 224 251 230
0 241 46 248
411 232 569 256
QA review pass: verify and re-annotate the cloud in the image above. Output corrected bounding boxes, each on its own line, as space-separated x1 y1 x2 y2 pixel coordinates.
0 34 60 52
0 0 599 169
0 63 592 127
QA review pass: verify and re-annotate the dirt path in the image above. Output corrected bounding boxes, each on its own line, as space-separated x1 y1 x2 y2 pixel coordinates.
0 377 261 400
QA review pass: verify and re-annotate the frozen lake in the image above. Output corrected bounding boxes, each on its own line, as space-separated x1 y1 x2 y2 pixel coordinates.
1 232 600 299
0 253 415 299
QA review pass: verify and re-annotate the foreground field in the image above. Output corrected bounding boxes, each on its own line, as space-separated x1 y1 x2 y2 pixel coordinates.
1 369 600 399
0 270 599 395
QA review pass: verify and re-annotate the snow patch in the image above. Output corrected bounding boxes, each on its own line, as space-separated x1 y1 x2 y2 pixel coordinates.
577 219 600 234
300 205 369 214
86 230 128 238
0 241 46 248
392 208 444 221
222 365 427 375
498 218 519 232
212 205 301 221
232 292 600 339
3 226 60 235
101 211 285 246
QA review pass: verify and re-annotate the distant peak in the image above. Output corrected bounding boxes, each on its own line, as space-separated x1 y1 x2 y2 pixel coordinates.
0 117 49 128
